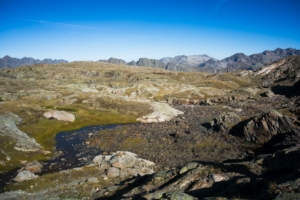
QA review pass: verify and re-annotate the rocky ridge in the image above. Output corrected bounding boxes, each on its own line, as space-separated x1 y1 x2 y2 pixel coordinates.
97 48 300 73
199 48 300 72
0 55 67 69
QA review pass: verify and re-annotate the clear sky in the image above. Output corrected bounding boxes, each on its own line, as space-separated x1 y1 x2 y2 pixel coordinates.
0 0 300 62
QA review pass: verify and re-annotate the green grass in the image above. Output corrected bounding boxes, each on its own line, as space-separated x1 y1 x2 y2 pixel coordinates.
0 96 151 172
56 106 78 112
5 165 119 198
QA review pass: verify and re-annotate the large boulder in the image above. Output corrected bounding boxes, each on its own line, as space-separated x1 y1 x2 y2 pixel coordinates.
43 110 75 122
243 110 298 144
25 160 43 173
137 102 184 123
0 114 42 152
14 170 39 182
211 112 241 127
110 151 138 169
92 151 155 179
211 112 241 134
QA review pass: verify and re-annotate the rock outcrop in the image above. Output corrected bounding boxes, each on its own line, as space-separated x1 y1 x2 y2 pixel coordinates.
199 48 300 72
160 55 215 67
261 90 275 98
98 57 127 65
91 145 300 200
14 170 39 182
257 56 300 88
93 151 155 180
43 110 75 122
136 58 166 68
137 102 184 123
0 114 42 152
243 110 298 145
24 160 43 174
211 112 241 134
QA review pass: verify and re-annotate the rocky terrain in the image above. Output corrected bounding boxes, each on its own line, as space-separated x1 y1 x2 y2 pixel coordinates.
198 48 300 72
160 55 215 67
0 55 299 199
0 56 68 69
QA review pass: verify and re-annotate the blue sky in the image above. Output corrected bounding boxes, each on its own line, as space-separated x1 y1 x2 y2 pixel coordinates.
0 0 300 61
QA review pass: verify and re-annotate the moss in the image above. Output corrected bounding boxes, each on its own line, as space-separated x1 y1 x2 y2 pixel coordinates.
56 107 78 112
118 137 147 150
0 99 149 172
5 165 118 198
0 135 48 172
44 105 54 109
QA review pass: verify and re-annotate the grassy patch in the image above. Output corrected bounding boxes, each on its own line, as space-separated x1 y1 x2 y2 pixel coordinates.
5 165 118 198
56 106 78 112
0 97 150 172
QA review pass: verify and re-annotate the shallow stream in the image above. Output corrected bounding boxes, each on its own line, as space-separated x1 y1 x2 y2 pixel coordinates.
0 124 122 191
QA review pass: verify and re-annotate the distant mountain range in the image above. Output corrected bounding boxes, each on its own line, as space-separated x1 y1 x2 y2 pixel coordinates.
0 55 68 69
98 48 300 72
2 48 300 72
198 48 300 73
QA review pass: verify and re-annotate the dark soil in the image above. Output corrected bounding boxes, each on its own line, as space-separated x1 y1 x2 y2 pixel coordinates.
90 95 299 171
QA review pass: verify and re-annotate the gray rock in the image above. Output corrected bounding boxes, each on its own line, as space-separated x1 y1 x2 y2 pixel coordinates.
110 151 138 169
43 110 75 122
179 162 199 174
106 167 120 178
25 160 43 173
3 112 22 124
88 177 99 183
127 60 137 66
119 168 139 178
211 112 241 127
0 114 42 152
198 48 300 72
243 110 297 144
163 191 194 200
93 151 155 179
211 112 241 134
98 57 127 65
107 185 119 192
165 62 189 71
261 90 275 98
136 58 165 68
14 170 39 182
160 54 214 67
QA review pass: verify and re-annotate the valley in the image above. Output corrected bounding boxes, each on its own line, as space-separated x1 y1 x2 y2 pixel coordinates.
0 56 299 199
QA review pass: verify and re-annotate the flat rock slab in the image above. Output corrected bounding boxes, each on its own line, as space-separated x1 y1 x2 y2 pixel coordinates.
43 110 75 122
137 102 184 123
0 114 42 152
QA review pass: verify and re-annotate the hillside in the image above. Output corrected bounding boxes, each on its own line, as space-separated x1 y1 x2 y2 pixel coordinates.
0 56 300 199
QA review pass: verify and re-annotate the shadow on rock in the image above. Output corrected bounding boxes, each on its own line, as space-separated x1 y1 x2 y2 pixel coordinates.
228 118 252 137
271 80 300 98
